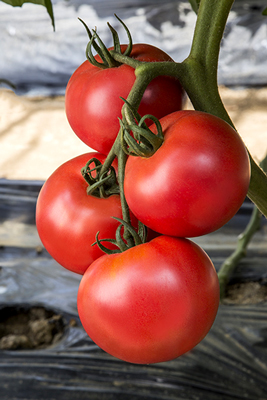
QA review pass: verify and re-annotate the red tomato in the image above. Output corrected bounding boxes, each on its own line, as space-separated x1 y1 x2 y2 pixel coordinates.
36 152 129 275
77 235 220 364
65 44 185 155
124 110 251 238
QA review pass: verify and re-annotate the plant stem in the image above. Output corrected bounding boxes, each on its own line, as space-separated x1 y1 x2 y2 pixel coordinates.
218 205 262 300
218 154 267 299
179 0 267 218
247 156 267 217
190 0 234 71
116 140 135 247
178 0 234 122
105 0 267 219
138 0 267 219
99 128 135 247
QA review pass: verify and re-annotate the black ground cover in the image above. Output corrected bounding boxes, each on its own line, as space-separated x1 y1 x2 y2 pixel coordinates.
0 179 267 400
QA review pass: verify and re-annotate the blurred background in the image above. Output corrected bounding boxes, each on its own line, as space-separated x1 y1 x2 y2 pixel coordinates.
1 0 267 180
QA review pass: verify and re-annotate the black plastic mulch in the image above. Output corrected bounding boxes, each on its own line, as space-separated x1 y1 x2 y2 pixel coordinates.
0 179 267 400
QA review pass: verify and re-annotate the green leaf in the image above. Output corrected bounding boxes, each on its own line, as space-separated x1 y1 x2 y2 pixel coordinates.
188 0 201 14
262 7 267 16
1 0 55 30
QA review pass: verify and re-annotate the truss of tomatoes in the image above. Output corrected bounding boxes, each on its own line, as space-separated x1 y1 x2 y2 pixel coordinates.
36 43 250 364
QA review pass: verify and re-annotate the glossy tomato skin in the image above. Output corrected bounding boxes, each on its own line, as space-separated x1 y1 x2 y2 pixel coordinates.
77 235 220 364
36 152 127 275
65 44 185 155
124 110 251 238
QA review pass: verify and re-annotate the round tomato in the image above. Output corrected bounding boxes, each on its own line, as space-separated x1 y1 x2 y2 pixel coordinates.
36 152 130 275
65 44 185 155
77 235 220 364
124 110 251 238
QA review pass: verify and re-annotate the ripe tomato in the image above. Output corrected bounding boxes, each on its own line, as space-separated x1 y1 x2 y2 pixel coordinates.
124 110 251 238
77 235 220 364
36 152 128 275
65 44 185 155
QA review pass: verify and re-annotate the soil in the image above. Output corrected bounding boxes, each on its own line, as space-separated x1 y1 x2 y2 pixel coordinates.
0 306 66 350
0 282 266 351
223 281 267 305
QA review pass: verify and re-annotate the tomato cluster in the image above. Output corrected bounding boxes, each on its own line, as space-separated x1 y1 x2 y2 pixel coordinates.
36 38 250 364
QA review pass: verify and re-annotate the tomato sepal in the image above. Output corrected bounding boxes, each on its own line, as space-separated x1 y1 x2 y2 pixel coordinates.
81 157 119 198
79 14 133 70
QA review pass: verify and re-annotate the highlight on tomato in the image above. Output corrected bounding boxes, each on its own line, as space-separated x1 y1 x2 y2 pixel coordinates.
77 235 220 364
124 110 251 238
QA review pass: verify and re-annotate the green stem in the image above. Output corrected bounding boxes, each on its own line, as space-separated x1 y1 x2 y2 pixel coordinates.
190 0 234 70
99 129 135 247
218 154 267 299
112 51 140 69
103 0 267 219
247 156 267 217
122 70 154 124
218 204 262 300
179 0 234 122
99 141 117 175
131 0 267 219
180 0 267 218
116 140 135 247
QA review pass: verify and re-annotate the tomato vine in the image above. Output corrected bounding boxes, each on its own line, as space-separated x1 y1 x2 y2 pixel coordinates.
35 1 265 362
73 1 266 254
73 2 267 297
99 0 267 221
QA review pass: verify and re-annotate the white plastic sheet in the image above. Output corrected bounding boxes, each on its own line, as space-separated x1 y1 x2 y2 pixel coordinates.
1 1 267 95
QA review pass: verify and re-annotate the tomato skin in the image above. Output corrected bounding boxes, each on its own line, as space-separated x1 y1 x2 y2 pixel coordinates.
65 44 185 155
36 152 126 275
77 235 220 364
124 110 251 238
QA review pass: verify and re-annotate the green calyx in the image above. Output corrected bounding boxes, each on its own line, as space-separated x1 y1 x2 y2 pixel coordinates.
81 158 119 198
120 99 164 157
79 14 133 69
93 218 148 255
